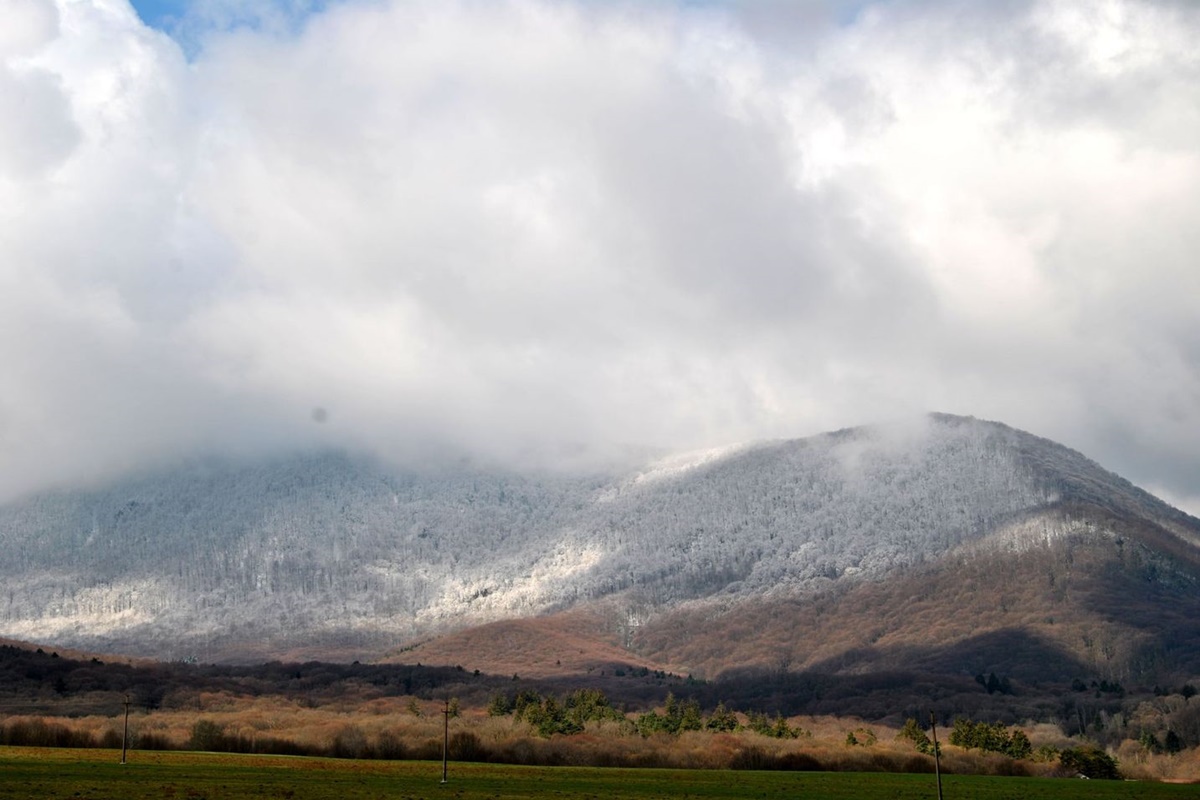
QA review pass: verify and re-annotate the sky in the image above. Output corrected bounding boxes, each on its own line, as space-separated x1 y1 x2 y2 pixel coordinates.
2 0 1199 514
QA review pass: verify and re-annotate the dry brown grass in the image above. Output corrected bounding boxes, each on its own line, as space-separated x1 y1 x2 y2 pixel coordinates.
11 701 1197 780
382 607 669 679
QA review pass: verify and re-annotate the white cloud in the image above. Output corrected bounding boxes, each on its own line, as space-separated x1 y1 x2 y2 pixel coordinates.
1 0 1199 508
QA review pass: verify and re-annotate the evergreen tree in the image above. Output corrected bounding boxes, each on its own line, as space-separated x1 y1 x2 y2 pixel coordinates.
770 714 799 739
705 702 738 732
1005 729 1032 759
679 699 703 732
897 717 935 755
486 692 511 717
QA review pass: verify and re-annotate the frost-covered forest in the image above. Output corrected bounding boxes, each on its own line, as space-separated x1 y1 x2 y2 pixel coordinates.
0 414 1194 659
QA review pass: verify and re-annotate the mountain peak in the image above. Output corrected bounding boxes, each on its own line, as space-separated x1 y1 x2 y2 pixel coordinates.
1 415 1197 682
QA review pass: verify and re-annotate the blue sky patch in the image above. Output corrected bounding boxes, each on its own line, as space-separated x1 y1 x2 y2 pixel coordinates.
129 0 191 32
129 0 334 44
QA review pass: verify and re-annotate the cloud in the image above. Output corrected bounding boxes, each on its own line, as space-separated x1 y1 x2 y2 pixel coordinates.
0 1 77 179
1 0 1199 507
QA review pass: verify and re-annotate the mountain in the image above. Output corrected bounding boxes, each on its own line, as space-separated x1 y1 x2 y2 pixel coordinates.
1 413 1198 694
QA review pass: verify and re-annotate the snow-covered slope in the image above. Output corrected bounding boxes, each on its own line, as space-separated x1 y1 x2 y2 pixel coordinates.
0 414 1195 661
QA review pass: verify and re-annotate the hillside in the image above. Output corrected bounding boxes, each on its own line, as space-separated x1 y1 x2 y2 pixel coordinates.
1 414 1198 689
632 502 1200 680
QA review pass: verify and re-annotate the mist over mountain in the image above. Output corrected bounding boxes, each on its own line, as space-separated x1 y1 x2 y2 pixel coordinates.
1 414 1197 687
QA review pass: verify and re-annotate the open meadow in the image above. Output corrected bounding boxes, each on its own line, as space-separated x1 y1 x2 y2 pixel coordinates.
1 747 1197 800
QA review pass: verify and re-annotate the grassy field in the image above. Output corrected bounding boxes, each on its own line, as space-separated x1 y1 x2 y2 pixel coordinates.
0 747 1195 800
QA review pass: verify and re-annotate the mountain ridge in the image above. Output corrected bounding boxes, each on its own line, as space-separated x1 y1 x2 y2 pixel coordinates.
1 413 1197 687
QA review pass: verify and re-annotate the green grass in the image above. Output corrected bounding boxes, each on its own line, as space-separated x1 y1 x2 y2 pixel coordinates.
0 747 1193 799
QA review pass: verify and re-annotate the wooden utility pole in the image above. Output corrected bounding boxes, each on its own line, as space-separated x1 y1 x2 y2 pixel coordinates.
121 695 131 765
441 697 449 784
930 711 943 800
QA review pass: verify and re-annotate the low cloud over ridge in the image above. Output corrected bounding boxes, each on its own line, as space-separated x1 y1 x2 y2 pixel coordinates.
1 0 1199 512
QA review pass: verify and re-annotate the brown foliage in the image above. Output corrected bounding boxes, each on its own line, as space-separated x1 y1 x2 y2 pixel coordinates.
5 687 1200 782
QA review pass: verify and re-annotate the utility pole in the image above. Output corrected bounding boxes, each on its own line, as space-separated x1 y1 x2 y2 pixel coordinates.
930 710 943 800
441 697 449 784
121 695 131 765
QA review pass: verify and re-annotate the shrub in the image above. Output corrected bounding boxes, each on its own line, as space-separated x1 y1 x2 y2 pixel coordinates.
252 736 312 757
331 725 369 759
746 711 802 739
730 746 771 770
134 732 176 751
1 719 95 748
776 751 822 771
188 719 226 752
897 718 936 755
847 727 876 746
449 731 486 761
949 718 1031 759
1031 744 1059 763
375 731 408 760
1059 746 1120 780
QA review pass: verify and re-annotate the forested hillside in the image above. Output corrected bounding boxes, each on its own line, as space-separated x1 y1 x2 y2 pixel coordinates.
0 414 1196 665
